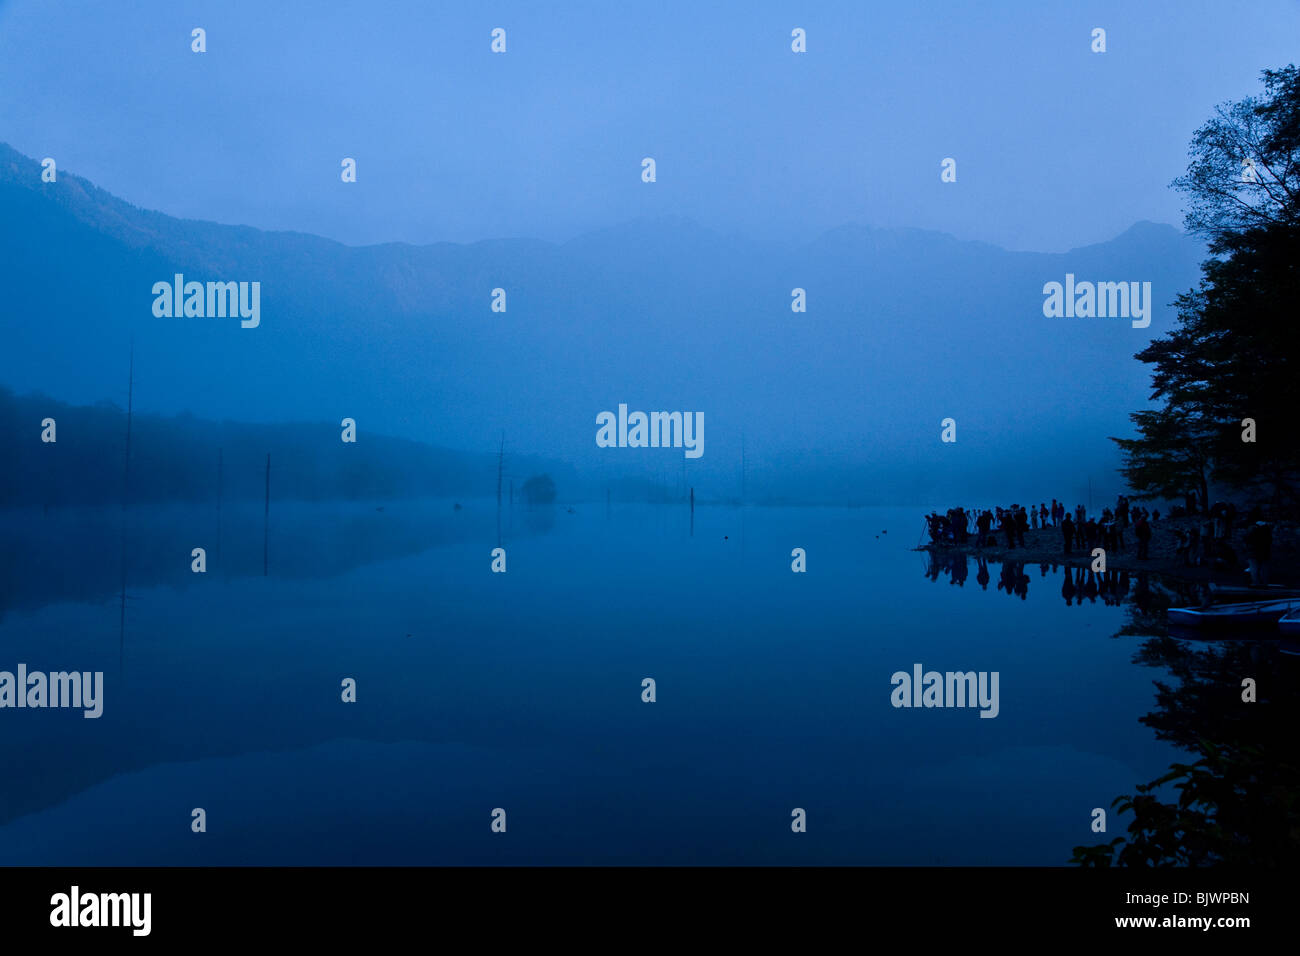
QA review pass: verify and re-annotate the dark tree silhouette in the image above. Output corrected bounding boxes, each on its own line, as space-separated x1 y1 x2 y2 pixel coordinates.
1113 65 1300 506
521 473 557 505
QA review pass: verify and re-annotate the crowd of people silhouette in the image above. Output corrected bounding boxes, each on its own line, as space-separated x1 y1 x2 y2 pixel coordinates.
924 495 1274 581
925 496 1157 557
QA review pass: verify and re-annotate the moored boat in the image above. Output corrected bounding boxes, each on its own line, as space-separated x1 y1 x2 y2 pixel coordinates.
1280 608 1300 637
1208 583 1300 601
1167 598 1300 629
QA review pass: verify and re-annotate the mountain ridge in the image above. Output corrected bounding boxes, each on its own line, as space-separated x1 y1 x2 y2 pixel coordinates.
1 142 1189 263
0 142 1207 503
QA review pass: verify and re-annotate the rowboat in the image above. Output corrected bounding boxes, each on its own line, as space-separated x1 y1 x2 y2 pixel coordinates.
1167 598 1300 629
1208 583 1300 600
1280 608 1300 637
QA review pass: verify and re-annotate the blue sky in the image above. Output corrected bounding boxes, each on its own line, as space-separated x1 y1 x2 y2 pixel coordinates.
2 0 1296 251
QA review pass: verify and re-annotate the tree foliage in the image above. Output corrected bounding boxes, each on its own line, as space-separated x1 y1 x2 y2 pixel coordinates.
1114 66 1300 504
1172 66 1300 251
521 473 556 505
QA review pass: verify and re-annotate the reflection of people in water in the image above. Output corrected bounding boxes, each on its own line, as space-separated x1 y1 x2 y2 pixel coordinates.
929 555 1149 614
1096 570 1124 607
920 555 1134 609
926 551 971 587
951 553 968 587
1061 569 1077 605
996 561 1029 600
1133 572 1152 613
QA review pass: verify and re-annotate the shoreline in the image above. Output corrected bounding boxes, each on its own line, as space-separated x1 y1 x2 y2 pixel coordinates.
915 516 1298 587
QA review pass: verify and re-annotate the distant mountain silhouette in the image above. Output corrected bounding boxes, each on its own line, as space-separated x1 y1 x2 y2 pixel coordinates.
0 143 1206 504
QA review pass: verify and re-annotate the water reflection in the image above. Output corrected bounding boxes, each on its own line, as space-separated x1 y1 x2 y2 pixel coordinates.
3 505 1292 864
924 551 1141 605
1078 630 1300 865
923 553 1300 864
0 497 513 622
0 497 550 831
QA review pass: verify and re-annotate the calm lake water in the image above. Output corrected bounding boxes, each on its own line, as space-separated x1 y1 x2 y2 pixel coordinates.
0 500 1261 864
